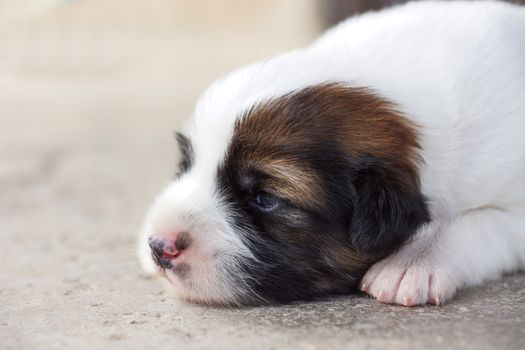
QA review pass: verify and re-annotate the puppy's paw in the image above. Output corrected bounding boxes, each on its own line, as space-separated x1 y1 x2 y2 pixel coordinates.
360 253 457 306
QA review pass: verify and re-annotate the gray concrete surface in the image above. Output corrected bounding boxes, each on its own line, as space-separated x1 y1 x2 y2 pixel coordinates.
1 1 524 349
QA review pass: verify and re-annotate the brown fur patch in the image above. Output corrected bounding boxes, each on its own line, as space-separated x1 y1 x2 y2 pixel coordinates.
227 83 422 208
253 158 322 210
323 244 373 272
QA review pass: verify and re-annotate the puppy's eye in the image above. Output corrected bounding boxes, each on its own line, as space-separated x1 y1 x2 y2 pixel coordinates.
252 191 280 210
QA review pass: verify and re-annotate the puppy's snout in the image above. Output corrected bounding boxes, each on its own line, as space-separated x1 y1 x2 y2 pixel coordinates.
148 232 192 268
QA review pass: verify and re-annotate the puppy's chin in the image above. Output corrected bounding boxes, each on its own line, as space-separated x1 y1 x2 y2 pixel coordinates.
162 265 252 306
138 231 254 306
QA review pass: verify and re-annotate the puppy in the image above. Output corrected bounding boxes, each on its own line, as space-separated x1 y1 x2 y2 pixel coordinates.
138 1 525 306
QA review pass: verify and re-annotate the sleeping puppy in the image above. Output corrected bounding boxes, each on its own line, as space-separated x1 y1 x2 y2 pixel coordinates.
138 1 525 306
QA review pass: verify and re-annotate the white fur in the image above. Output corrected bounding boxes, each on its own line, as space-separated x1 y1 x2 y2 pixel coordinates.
139 1 525 305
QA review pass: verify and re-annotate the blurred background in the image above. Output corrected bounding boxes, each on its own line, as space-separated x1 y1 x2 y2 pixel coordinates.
0 0 320 190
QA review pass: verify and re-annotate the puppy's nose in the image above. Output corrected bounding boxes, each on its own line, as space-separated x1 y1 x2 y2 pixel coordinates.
148 233 191 268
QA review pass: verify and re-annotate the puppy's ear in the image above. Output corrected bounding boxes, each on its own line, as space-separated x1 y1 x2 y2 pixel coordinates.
349 161 430 256
174 131 194 176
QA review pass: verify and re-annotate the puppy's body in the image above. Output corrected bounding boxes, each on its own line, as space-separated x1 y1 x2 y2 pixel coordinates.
139 1 525 306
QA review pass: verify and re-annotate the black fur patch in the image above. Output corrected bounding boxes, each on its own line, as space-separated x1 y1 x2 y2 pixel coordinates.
214 84 431 303
349 160 431 255
217 157 368 302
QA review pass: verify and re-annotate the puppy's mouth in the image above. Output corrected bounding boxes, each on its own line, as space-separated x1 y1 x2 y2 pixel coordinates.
151 250 181 269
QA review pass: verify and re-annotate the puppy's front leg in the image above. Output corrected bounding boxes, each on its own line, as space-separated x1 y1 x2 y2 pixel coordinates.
361 207 525 306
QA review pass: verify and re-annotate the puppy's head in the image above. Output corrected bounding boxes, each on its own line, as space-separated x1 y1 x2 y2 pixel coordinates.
138 83 430 305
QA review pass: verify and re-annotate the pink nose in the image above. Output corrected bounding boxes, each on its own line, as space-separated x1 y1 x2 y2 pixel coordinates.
148 232 192 268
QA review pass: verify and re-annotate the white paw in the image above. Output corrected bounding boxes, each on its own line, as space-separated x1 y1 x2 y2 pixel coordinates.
360 252 458 306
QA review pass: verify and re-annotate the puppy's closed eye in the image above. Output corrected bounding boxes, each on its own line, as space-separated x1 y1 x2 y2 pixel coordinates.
251 191 280 211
